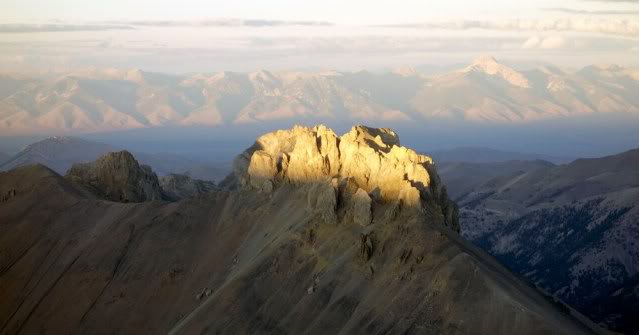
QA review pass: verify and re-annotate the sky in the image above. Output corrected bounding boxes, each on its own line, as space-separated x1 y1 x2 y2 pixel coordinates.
1 0 639 72
2 0 636 23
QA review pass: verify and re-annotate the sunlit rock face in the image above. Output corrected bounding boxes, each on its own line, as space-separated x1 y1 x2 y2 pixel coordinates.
232 124 458 231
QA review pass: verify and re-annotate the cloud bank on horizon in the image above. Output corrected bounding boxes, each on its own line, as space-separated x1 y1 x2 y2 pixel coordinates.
1 0 638 72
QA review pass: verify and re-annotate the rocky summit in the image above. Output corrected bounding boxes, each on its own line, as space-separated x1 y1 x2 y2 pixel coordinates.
230 125 459 231
65 150 163 203
0 125 601 335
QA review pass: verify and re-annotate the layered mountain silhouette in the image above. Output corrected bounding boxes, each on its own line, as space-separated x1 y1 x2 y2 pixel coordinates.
437 160 556 200
0 125 600 334
0 136 229 182
428 147 571 164
2 57 639 133
447 149 639 333
0 136 118 174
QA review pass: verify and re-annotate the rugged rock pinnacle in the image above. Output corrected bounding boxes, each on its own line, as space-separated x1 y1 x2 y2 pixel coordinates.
65 150 163 203
230 125 459 231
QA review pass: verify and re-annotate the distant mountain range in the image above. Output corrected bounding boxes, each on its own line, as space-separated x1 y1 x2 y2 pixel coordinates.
437 160 556 199
439 149 639 333
0 136 230 182
428 146 572 164
0 136 117 173
1 57 639 133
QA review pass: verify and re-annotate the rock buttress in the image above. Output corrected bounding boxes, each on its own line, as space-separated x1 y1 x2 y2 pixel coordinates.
230 125 460 232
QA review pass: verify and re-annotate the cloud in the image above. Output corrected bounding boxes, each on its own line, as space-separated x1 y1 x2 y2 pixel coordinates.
522 36 541 49
581 0 639 2
540 36 567 49
0 19 333 33
4 17 637 38
108 19 333 27
521 36 568 49
543 8 639 15
0 24 133 33
379 18 639 37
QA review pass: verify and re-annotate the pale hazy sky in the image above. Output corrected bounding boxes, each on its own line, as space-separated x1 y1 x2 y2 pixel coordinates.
1 0 638 72
2 0 635 22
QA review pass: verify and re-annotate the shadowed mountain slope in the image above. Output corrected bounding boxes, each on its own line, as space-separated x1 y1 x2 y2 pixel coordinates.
437 160 555 199
0 152 9 165
428 147 570 164
453 149 639 333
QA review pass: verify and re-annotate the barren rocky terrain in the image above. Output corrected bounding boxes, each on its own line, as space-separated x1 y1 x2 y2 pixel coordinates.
0 125 601 334
445 149 639 333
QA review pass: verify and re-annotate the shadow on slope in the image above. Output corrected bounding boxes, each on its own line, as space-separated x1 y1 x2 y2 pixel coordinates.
0 124 606 335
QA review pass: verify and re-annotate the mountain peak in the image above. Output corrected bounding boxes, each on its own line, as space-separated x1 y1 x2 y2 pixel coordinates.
231 124 459 230
65 150 163 203
22 136 85 151
472 55 499 67
463 56 531 88
250 69 276 79
45 136 76 143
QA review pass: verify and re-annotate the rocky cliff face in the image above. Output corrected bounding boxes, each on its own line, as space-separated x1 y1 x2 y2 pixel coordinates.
229 125 459 232
65 151 163 202
159 173 217 201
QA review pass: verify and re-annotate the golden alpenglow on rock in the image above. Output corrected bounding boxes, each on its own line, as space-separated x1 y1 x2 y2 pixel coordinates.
231 124 458 231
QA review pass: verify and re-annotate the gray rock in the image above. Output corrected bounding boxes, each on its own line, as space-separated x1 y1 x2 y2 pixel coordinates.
65 151 163 203
160 173 217 201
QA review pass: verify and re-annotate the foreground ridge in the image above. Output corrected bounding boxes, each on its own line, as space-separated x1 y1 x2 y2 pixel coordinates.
0 126 602 335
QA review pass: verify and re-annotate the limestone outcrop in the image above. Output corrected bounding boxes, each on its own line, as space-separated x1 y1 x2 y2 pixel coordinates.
65 151 163 203
231 125 459 231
